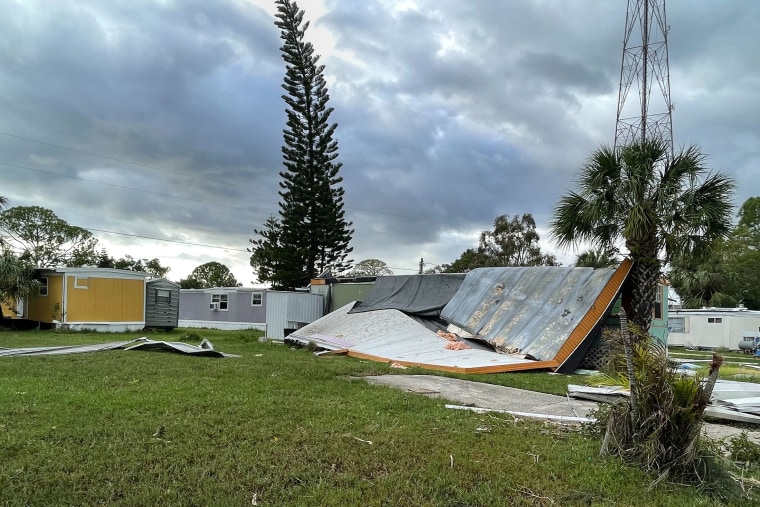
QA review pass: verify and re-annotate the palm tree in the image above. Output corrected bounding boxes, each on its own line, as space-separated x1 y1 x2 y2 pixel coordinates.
551 139 734 336
0 197 41 317
575 248 620 269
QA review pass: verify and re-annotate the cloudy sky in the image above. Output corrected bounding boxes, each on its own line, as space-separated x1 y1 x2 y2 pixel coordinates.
0 0 757 285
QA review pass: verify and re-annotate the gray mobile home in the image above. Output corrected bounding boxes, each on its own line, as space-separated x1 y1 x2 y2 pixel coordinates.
145 278 180 330
179 287 267 331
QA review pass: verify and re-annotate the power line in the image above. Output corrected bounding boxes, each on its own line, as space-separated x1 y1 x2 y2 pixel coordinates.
0 160 265 215
87 227 425 272
0 130 471 229
0 159 478 249
85 228 250 252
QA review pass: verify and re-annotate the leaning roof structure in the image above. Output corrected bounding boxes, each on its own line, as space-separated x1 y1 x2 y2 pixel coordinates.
292 259 632 373
442 261 631 372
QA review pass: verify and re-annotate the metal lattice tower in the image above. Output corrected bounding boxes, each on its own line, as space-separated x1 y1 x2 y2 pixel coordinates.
614 0 673 153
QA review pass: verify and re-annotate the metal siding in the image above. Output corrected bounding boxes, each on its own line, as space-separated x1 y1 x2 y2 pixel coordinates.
145 279 180 328
26 275 64 322
180 290 234 322
669 310 760 349
179 289 266 326
286 293 324 324
309 284 330 313
179 291 206 318
66 277 145 323
265 292 289 339
332 283 375 311
230 291 266 323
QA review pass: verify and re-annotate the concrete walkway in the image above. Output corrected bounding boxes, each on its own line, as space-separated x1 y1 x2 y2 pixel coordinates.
363 374 597 419
361 374 760 444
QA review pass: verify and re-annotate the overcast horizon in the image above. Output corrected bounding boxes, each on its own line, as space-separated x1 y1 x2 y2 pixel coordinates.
1 0 757 285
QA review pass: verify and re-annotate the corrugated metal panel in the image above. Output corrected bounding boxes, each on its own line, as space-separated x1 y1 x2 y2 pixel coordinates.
286 293 324 324
309 284 330 313
291 303 546 373
265 291 323 338
553 259 631 372
265 292 289 339
178 291 205 319
441 262 629 362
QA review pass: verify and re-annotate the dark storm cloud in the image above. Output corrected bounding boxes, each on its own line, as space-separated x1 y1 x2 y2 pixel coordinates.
0 0 286 247
0 0 757 279
319 0 628 258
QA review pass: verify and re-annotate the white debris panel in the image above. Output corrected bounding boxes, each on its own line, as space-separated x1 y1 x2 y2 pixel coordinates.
0 337 239 358
290 303 551 373
568 380 760 425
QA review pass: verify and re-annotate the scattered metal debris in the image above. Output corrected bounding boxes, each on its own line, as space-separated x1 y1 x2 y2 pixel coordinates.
0 337 239 358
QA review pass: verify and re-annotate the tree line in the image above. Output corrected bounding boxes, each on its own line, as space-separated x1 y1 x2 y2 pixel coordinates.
0 203 243 309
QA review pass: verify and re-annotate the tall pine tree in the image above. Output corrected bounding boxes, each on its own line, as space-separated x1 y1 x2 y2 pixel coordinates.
250 0 352 290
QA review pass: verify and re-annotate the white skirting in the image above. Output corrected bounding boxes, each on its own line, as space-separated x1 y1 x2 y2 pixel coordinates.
178 320 266 331
57 322 145 332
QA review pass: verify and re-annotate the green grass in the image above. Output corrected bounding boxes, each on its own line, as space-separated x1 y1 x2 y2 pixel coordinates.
668 348 759 363
668 348 760 383
0 329 753 506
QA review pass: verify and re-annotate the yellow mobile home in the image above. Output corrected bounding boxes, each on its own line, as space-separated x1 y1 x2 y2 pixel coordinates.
25 268 148 331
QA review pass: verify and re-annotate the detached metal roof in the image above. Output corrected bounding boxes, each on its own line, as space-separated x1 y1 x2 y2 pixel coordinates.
442 260 631 365
293 260 632 374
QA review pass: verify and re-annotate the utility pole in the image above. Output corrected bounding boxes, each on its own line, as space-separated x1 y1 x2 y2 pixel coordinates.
615 0 673 155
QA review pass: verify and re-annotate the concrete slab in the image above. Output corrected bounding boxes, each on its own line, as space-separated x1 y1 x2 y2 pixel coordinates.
362 374 598 419
360 374 760 444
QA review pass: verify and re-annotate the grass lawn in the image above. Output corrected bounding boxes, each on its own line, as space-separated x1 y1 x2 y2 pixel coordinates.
0 328 755 506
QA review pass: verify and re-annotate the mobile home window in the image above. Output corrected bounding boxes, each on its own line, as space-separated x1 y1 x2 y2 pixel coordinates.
74 277 88 289
708 317 722 324
39 277 48 296
211 293 228 310
669 316 685 333
251 292 263 306
156 289 171 304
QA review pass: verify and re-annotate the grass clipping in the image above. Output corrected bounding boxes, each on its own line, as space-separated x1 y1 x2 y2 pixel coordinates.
594 325 738 496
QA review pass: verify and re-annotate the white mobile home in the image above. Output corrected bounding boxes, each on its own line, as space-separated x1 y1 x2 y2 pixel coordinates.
667 307 760 350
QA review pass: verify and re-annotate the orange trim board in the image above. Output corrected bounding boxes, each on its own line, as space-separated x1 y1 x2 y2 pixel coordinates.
345 350 557 374
553 258 632 371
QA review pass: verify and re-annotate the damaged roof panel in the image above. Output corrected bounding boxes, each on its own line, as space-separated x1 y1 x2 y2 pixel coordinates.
291 303 548 373
441 260 631 364
294 260 631 374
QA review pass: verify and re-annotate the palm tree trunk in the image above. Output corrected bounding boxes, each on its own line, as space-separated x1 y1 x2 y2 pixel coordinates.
697 354 723 416
627 252 660 341
620 309 639 429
